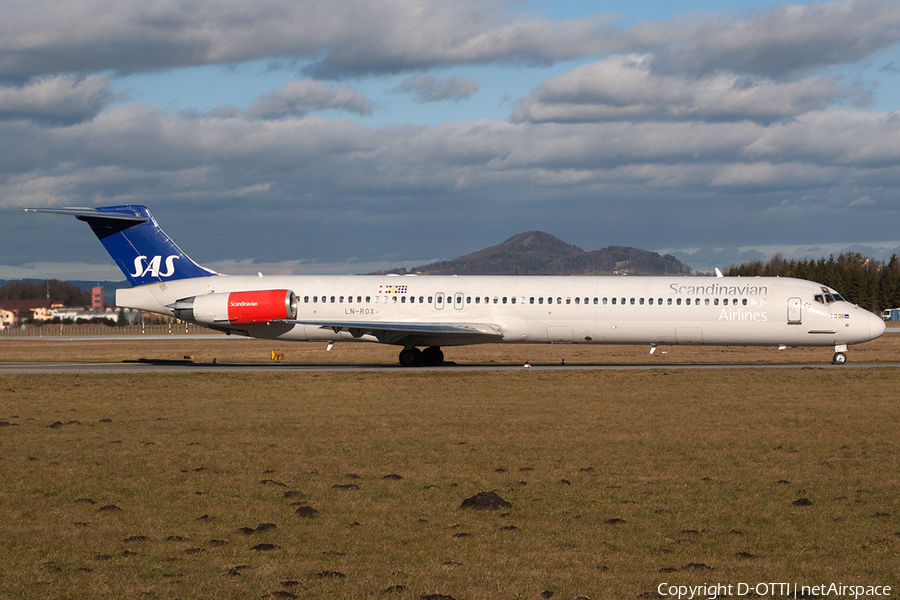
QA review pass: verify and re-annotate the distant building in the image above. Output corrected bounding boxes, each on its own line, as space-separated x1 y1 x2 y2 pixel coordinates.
0 299 52 324
92 287 104 312
0 308 13 330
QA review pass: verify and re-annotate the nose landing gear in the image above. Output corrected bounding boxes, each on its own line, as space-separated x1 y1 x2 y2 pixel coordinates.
832 344 848 365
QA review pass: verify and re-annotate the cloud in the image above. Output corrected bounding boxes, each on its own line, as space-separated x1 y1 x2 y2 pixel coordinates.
0 0 616 80
0 74 117 124
625 0 900 77
4 103 900 272
512 55 856 124
392 75 479 103
246 80 374 119
0 0 897 84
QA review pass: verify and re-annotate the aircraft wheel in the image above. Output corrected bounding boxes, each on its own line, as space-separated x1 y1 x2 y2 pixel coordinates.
832 352 847 365
399 348 423 367
422 346 444 367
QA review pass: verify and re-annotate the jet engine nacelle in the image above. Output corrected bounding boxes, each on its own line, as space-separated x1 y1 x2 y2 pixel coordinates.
170 290 298 325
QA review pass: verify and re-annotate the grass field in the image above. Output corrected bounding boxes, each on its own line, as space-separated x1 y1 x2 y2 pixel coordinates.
2 325 900 365
1 336 899 599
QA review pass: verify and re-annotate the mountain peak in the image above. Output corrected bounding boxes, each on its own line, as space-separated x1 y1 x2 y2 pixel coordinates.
372 231 690 276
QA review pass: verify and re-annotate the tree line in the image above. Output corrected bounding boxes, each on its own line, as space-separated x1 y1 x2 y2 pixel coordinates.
725 252 900 314
0 279 91 305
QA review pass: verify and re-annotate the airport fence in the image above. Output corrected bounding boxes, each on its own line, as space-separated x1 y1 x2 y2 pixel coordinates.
0 323 214 337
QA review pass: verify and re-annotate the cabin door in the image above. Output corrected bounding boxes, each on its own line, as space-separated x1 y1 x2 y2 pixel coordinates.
787 297 802 324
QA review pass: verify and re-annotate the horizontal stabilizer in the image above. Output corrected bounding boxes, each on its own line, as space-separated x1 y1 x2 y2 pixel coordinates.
20 206 148 222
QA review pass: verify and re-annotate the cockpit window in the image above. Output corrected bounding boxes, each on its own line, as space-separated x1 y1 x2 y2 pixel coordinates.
815 289 845 305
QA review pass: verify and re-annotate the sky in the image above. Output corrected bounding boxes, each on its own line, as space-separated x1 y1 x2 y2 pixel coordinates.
3 0 900 281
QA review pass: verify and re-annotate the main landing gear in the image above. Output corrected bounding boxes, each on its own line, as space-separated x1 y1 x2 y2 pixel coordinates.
398 346 444 367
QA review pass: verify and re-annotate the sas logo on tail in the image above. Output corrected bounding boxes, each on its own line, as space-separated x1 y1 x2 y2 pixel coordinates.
130 255 179 278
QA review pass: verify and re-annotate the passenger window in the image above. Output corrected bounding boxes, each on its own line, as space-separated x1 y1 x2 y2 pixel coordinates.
494 297 499 304
676 298 682 305
538 297 544 304
304 296 309 303
401 296 406 303
511 297 516 304
575 297 580 304
313 296 318 303
630 298 635 305
714 298 719 305
603 297 608 305
428 296 433 303
502 297 507 304
620 298 626 305
529 297 534 304
566 298 571 305
667 298 672 305
612 297 617 305
456 296 462 304
594 298 599 305
640 298 645 305
686 298 691 306
392 296 398 303
437 296 442 304
366 296 371 303
348 296 353 303
475 297 481 304
557 297 562 304
704 298 709 305
648 298 653 305
723 298 728 306
330 296 335 303
742 299 747 306
467 297 471 304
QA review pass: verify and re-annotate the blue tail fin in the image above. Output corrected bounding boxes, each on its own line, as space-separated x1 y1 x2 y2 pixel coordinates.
21 205 217 286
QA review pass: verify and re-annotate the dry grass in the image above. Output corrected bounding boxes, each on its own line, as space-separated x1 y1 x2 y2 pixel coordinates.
1 367 899 599
1 325 899 365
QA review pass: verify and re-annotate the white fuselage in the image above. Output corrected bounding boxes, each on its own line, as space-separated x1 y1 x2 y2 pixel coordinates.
118 273 885 349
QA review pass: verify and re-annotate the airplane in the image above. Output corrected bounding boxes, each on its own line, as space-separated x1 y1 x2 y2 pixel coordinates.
22 204 886 366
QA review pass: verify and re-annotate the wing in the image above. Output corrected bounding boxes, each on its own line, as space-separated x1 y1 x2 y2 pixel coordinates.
282 319 503 345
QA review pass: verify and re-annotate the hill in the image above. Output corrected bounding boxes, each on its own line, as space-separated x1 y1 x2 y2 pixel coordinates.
373 231 691 276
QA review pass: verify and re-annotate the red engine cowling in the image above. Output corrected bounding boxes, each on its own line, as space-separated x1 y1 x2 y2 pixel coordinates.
170 290 298 325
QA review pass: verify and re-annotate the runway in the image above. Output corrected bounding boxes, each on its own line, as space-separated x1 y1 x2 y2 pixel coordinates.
2 360 899 374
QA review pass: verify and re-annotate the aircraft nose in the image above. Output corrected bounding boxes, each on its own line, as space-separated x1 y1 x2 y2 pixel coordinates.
871 312 887 340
